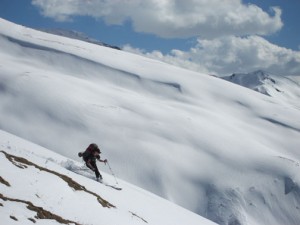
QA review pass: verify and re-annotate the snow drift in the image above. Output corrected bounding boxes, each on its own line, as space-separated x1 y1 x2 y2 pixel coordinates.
0 18 300 225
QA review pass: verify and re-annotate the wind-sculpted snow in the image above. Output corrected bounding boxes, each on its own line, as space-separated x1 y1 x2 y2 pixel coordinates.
0 18 300 225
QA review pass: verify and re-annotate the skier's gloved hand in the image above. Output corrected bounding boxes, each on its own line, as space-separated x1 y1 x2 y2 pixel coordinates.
104 159 108 164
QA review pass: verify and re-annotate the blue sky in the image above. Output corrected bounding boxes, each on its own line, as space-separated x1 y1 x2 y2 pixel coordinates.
0 0 299 76
244 0 300 51
0 0 195 53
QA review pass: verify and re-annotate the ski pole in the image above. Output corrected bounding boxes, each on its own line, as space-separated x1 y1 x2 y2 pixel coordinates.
106 161 119 185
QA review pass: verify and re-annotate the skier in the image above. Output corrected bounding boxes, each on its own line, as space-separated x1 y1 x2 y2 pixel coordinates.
78 143 107 180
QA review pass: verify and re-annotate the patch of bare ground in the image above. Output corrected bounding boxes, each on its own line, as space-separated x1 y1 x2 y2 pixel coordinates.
0 193 80 225
0 150 114 208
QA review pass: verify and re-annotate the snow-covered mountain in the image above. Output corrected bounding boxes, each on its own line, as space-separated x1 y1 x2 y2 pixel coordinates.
1 18 300 225
223 70 300 109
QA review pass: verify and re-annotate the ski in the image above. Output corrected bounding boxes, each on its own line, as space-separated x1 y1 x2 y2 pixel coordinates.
97 179 122 191
64 160 122 190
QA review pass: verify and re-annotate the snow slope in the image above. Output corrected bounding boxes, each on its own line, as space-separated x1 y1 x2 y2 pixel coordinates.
0 129 215 225
1 18 300 225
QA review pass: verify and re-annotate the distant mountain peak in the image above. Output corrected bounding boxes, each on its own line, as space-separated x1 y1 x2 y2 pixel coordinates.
223 71 300 108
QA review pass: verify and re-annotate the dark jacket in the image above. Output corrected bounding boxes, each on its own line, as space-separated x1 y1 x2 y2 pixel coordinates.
82 143 100 162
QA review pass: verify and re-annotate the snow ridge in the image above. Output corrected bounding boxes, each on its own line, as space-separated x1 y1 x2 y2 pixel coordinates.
41 28 121 50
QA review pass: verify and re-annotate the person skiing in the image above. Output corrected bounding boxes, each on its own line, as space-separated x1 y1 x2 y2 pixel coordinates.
78 143 107 180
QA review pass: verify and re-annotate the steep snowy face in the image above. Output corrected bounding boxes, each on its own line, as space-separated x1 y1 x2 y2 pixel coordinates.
0 130 216 225
1 18 300 225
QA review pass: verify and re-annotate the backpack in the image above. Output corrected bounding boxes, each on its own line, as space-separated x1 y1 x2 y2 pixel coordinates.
81 143 100 161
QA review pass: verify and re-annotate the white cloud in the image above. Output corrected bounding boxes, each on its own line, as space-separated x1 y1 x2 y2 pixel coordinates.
124 36 300 76
124 44 212 74
32 0 282 38
32 0 299 76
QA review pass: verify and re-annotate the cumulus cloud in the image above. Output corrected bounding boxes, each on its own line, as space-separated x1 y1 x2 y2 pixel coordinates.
124 36 300 76
32 0 299 76
32 0 282 38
